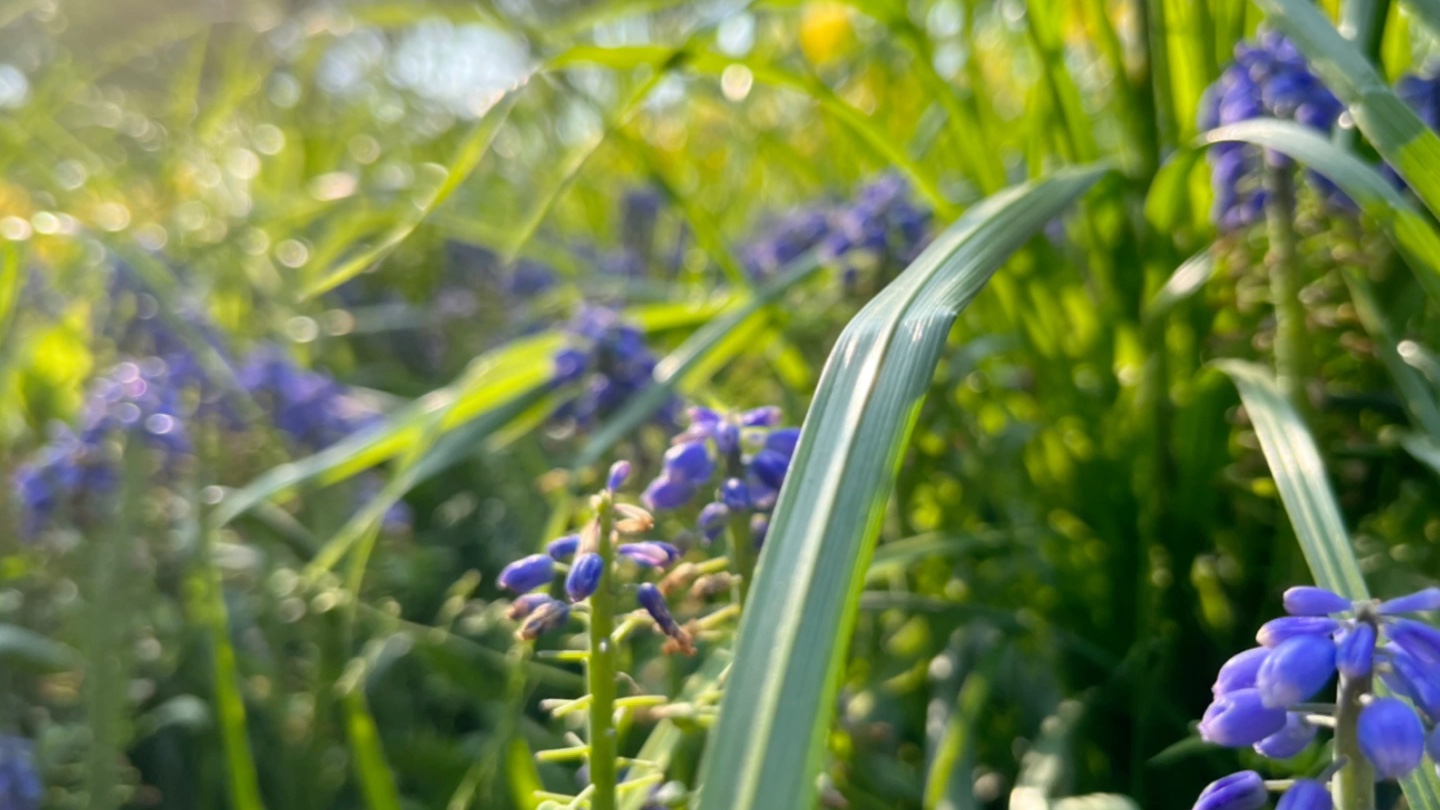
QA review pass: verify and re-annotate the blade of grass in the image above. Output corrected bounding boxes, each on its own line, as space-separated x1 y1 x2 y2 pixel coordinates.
1251 0 1440 218
300 93 519 299
696 165 1106 810
1216 359 1440 810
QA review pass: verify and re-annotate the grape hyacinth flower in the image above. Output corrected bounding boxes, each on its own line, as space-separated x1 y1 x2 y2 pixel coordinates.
1200 32 1347 229
1192 584 1440 810
550 306 676 429
12 359 194 538
743 174 931 285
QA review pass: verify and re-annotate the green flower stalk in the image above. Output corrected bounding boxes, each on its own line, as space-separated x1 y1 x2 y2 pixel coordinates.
585 492 621 810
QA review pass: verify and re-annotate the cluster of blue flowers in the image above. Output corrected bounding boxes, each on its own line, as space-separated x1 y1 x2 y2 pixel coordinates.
238 348 384 451
1194 585 1440 810
551 306 676 429
499 461 694 652
641 405 799 549
0 736 42 810
1201 33 1347 230
743 174 930 285
13 359 194 536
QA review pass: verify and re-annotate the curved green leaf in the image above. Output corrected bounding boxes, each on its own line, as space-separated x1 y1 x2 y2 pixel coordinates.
1216 360 1440 810
1203 118 1440 300
696 165 1107 810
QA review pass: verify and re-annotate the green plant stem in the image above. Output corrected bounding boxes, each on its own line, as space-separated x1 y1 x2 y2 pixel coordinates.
728 510 756 606
1332 669 1376 810
588 496 620 810
1263 160 1309 408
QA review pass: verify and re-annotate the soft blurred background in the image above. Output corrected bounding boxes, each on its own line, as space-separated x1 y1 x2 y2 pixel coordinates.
3 0 1440 808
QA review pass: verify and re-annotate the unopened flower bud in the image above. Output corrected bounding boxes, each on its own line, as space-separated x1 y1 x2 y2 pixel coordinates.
1358 697 1425 779
1193 771 1266 810
643 475 695 511
606 460 632 491
1256 616 1338 647
516 598 570 640
619 541 681 568
506 593 552 621
1276 779 1330 810
663 441 715 483
1256 634 1335 708
566 553 605 602
1253 713 1316 759
1198 688 1287 747
1214 648 1269 695
547 534 580 560
1282 586 1350 616
721 478 750 510
498 554 555 593
1379 587 1440 614
697 502 729 543
1335 622 1375 678
614 503 655 534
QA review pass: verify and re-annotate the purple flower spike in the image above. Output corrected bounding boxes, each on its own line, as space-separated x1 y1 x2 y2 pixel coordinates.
1254 713 1317 759
566 553 605 602
1256 616 1339 647
1387 618 1440 664
1199 688 1288 747
1214 647 1270 695
1283 586 1351 616
1335 622 1375 678
749 449 791 489
1193 771 1267 810
1276 779 1331 810
498 554 555 593
619 541 681 568
1380 587 1440 615
721 477 751 511
607 460 632 491
1257 634 1336 708
547 534 581 560
697 502 729 542
663 441 714 483
643 475 696 511
1358 697 1425 779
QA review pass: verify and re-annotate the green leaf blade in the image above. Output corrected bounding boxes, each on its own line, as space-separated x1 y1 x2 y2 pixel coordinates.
696 166 1107 810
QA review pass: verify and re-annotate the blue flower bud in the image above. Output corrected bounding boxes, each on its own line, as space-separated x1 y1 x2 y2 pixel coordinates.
765 427 801 456
748 477 779 512
739 406 782 427
1193 771 1268 810
697 502 729 542
1283 586 1351 616
1257 634 1335 708
506 592 553 620
643 475 696 512
721 478 750 510
749 448 791 490
553 348 590 386
498 554 555 593
1335 622 1375 678
663 441 715 483
714 423 739 455
1254 713 1317 759
1215 647 1270 695
1358 697 1425 779
607 460 632 491
1199 688 1288 746
517 598 571 640
687 406 722 427
1387 618 1440 664
1276 780 1330 810
637 582 683 638
566 553 605 602
619 541 681 568
547 534 581 560
1257 616 1339 647
1379 587 1440 615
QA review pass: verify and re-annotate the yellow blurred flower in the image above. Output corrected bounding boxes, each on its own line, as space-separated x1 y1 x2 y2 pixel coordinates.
800 1 854 65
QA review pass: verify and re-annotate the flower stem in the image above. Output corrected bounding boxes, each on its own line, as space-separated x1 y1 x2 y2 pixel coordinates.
587 495 619 810
727 509 755 606
1263 157 1309 408
1332 670 1376 810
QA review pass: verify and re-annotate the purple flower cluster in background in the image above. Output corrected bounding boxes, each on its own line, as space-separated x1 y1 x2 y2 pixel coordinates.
14 358 194 536
1193 585 1440 810
1201 33 1346 230
239 348 384 452
551 306 675 429
642 405 800 549
0 736 42 810
744 174 930 284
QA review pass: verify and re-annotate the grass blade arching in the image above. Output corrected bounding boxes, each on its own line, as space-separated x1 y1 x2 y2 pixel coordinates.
695 165 1107 810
